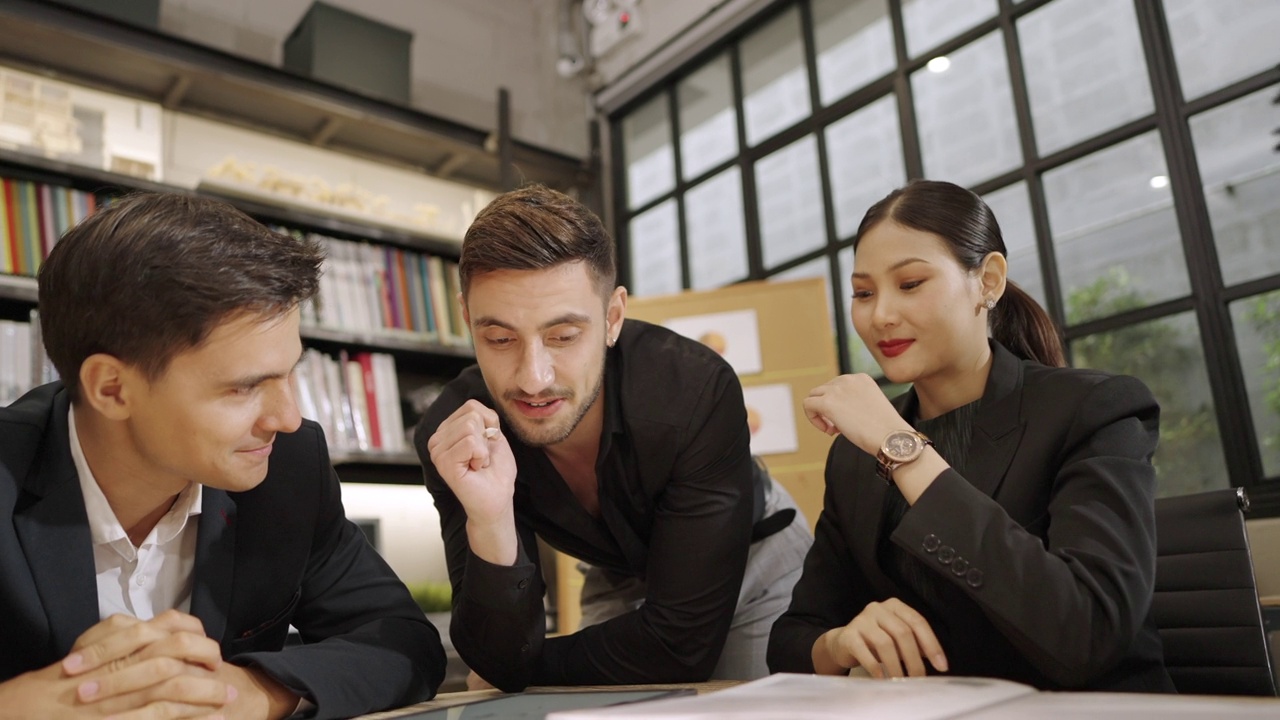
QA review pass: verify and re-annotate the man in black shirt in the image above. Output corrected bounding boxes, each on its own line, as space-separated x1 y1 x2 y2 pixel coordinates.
416 185 812 691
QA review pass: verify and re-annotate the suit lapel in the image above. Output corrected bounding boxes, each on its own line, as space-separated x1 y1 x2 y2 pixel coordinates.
13 395 100 655
963 342 1027 498
190 489 236 645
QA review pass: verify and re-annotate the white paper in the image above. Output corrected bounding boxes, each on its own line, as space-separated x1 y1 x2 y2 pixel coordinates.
663 309 762 376
964 691 1280 719
742 384 799 456
547 673 1037 720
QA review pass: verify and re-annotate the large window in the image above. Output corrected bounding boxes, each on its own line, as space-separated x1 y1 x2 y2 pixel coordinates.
611 0 1280 512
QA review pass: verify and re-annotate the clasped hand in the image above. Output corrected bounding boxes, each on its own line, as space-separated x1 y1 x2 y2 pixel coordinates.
0 610 233 720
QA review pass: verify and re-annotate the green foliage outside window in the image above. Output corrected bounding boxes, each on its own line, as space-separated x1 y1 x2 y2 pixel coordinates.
1066 268 1224 496
406 580 453 614
1245 290 1280 472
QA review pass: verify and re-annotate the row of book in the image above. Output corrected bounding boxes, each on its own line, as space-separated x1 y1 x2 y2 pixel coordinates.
0 177 97 277
300 233 472 348
0 315 57 406
0 176 472 353
292 348 409 456
0 322 409 461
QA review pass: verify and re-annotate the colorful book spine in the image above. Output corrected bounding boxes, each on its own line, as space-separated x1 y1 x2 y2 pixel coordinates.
354 351 382 449
0 177 96 277
0 180 12 275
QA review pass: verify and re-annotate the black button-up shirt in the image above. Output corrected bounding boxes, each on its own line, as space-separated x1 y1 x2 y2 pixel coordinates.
416 319 755 690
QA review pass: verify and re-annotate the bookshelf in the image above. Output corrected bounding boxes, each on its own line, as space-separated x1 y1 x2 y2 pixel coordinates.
0 273 36 303
0 0 589 193
0 154 473 478
0 0 605 484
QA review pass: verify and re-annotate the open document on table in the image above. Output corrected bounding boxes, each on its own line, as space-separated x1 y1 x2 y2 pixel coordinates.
546 674 1280 720
546 674 1034 720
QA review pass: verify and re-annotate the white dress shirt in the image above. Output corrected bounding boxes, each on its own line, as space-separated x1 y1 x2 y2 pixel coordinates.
69 406 202 621
69 408 312 716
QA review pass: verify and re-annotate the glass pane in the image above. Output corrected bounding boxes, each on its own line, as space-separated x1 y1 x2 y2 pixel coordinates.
813 0 895 106
685 167 749 290
771 256 836 331
756 135 826 269
1071 311 1228 497
1165 0 1280 101
627 200 681 298
677 54 738 181
1231 291 1280 478
622 94 675 210
741 7 811 146
1018 0 1154 155
826 94 906 240
838 246 881 375
1189 84 1280 287
902 0 998 58
982 181 1046 307
1045 131 1189 324
912 31 1022 187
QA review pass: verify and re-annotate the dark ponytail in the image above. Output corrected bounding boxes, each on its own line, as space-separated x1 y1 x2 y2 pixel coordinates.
990 281 1065 367
855 180 1065 368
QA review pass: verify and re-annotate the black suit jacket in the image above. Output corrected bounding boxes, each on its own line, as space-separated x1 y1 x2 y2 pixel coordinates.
768 342 1175 692
0 383 446 719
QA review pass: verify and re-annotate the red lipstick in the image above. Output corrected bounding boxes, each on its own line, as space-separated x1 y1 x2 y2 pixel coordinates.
878 339 914 358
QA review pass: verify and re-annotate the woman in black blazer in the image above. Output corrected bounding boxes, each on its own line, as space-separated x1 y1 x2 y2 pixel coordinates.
767 180 1174 692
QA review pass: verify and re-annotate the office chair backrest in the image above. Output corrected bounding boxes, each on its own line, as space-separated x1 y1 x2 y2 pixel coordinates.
1153 487 1277 696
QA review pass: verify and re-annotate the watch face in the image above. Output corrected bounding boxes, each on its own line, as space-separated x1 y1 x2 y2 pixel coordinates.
883 431 922 461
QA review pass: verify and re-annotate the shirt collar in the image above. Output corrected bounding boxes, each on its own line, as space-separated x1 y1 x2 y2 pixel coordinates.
68 405 203 548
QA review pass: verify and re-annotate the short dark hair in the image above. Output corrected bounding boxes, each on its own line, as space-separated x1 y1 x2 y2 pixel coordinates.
38 192 323 401
855 180 1065 367
459 185 616 298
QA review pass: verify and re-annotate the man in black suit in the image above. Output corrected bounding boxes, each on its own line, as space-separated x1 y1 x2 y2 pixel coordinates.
0 193 445 719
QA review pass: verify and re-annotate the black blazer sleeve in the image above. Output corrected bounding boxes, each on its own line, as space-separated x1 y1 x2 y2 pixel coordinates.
232 437 446 719
767 438 876 673
892 374 1160 687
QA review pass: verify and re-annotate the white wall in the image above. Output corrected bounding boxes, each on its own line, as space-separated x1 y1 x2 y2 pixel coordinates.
158 0 593 158
341 482 448 584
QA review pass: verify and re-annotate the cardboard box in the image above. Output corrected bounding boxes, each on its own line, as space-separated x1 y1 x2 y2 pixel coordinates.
283 2 412 105
47 0 160 29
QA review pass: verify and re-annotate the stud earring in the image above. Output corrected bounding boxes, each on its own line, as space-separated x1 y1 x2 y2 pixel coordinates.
984 297 997 311
607 336 615 348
